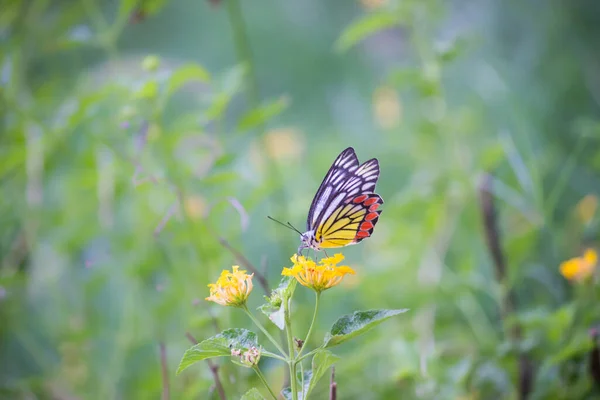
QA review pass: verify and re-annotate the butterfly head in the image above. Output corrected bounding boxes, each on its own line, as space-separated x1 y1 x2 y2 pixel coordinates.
298 230 321 254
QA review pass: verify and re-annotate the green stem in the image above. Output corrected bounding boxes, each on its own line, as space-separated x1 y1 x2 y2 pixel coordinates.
299 361 305 396
242 305 287 357
261 351 287 362
81 0 109 31
225 0 260 106
296 348 320 364
545 133 587 219
296 292 320 360
284 298 299 400
224 0 294 257
252 366 278 400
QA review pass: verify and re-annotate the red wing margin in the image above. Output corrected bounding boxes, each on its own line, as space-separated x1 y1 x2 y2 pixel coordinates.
350 193 384 243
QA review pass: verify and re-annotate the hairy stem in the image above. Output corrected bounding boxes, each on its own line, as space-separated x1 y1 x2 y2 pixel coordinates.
159 342 170 400
243 305 287 357
284 298 299 400
479 173 533 400
225 0 260 105
253 366 278 400
296 291 320 360
224 0 293 256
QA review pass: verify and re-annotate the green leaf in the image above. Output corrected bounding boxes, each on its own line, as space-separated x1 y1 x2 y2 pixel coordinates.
126 0 168 17
177 328 258 374
237 96 290 131
435 37 468 63
258 302 285 330
306 350 340 397
201 171 239 185
117 0 138 20
280 388 292 400
202 93 230 122
549 331 593 364
213 153 236 168
241 388 266 400
279 275 297 301
134 81 159 100
546 305 575 345
220 63 247 95
324 309 408 348
258 277 296 330
335 12 399 52
200 64 246 123
167 64 211 96
281 370 311 400
300 370 312 398
388 67 421 87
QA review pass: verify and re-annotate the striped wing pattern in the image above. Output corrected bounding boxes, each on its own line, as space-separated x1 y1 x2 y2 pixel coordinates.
316 193 383 247
307 147 383 248
307 147 359 229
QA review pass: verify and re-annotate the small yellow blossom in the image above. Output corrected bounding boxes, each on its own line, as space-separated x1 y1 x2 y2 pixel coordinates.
576 194 598 224
206 266 254 306
560 249 597 282
184 195 208 220
282 253 355 293
373 86 402 130
264 127 304 161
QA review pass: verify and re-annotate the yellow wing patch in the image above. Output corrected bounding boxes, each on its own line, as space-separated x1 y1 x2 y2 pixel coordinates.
315 203 367 248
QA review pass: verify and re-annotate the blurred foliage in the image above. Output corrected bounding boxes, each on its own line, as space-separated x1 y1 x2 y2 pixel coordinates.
2 0 600 399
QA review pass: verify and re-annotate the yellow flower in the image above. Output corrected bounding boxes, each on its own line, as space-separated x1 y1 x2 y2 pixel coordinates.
373 86 402 130
184 195 208 220
576 194 598 224
560 249 597 282
263 127 304 161
282 253 355 293
206 266 254 306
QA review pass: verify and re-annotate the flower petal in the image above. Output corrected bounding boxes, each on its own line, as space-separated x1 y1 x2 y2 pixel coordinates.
282 253 355 292
205 266 254 306
584 249 597 265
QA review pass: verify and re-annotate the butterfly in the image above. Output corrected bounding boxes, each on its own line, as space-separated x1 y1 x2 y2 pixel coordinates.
297 147 383 255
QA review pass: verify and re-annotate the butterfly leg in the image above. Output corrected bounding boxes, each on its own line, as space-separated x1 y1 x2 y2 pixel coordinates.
297 244 305 256
298 246 310 258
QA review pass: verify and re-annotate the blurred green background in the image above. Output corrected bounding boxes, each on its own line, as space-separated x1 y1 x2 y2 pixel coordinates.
3 0 600 399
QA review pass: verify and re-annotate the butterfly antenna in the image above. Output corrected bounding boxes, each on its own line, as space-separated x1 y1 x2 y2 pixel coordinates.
267 216 303 235
286 221 303 235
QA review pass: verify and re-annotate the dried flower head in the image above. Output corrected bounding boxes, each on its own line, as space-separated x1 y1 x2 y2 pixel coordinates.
231 348 242 357
231 346 262 367
243 346 261 366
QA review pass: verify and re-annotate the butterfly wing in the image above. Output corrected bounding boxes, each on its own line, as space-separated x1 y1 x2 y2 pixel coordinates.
335 157 380 195
306 147 360 231
314 192 383 248
310 151 383 248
